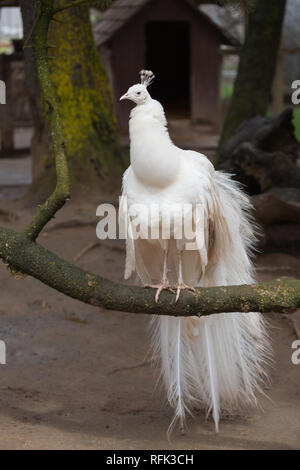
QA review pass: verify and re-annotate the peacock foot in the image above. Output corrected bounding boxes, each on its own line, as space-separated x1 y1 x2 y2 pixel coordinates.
144 283 175 303
174 283 196 303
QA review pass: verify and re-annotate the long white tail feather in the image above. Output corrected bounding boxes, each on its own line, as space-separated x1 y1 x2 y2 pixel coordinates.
146 174 271 433
151 312 270 433
204 320 220 431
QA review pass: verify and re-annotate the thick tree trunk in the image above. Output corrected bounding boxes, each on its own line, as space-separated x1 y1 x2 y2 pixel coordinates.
218 0 287 156
21 0 125 201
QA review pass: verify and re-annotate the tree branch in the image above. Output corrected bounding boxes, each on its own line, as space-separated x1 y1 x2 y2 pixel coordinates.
0 226 299 316
24 0 70 241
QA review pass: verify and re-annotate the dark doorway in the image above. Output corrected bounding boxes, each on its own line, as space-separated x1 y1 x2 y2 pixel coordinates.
146 21 190 117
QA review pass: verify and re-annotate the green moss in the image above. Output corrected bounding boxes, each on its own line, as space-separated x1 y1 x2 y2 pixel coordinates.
45 1 124 191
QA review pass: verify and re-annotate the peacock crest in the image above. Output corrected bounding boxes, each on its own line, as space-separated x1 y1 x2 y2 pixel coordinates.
139 69 155 87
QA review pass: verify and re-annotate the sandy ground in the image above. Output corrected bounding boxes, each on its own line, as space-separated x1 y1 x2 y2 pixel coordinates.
0 193 299 451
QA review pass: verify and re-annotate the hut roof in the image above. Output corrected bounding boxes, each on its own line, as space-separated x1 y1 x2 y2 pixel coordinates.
93 0 240 47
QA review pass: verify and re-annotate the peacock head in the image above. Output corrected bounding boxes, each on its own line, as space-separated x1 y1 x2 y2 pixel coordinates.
120 70 155 105
120 83 149 105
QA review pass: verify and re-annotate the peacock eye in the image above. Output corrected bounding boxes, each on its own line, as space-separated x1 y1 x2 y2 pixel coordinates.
137 92 141 95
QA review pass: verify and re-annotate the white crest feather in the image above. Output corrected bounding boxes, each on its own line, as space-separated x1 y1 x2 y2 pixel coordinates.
139 69 155 87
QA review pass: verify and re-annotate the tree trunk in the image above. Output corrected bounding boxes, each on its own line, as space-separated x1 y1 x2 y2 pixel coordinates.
21 0 125 201
271 39 284 115
218 0 287 156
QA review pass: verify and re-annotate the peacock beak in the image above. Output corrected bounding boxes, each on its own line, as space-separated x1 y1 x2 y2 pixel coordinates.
120 92 129 101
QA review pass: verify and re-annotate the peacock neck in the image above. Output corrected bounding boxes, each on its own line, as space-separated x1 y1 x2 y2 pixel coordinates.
129 102 180 188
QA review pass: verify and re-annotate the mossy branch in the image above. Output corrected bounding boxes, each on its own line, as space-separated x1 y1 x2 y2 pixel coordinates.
24 0 70 241
0 227 300 316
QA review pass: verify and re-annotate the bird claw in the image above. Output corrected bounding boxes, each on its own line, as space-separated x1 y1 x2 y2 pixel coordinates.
174 284 195 303
144 283 195 303
144 283 175 303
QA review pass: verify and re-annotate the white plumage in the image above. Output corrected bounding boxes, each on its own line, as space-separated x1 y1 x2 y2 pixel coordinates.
120 71 271 434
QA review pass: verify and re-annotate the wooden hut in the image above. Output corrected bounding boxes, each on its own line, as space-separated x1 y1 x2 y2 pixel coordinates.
94 0 239 132
0 40 31 156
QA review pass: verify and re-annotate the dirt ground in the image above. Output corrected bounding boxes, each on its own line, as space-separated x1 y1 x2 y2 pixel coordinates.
0 190 300 450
